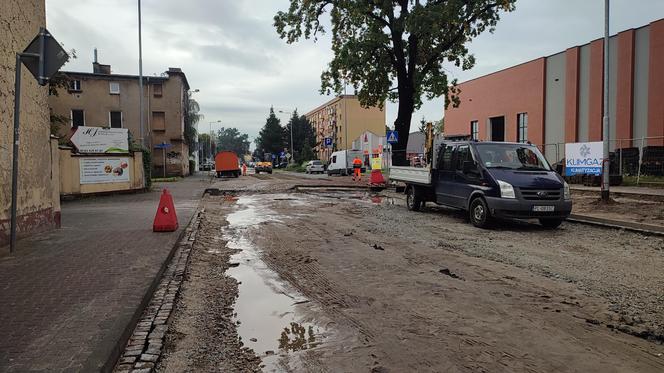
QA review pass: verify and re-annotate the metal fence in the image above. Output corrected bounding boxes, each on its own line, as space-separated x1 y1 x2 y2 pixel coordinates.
538 136 664 186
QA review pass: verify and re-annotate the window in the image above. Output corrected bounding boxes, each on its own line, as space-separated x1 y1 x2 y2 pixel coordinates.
470 120 479 140
455 145 470 170
109 82 120 95
441 144 455 171
69 80 81 91
152 111 166 131
71 110 85 127
153 83 163 97
109 111 122 128
517 113 528 143
332 155 337 163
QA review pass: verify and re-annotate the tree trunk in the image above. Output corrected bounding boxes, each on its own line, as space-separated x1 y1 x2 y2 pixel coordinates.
391 88 415 166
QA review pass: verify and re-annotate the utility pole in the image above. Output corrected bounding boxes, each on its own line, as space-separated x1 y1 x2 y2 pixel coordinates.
601 0 611 201
278 110 294 164
138 0 145 147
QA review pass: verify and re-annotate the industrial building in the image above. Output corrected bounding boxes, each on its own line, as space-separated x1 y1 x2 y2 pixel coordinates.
445 18 664 164
305 95 385 161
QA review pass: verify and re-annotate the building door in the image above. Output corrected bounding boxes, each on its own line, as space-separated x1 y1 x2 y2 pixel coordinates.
490 116 505 142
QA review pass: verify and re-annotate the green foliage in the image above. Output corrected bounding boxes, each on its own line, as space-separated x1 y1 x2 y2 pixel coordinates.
300 137 316 162
284 110 317 163
275 0 516 164
184 92 202 155
255 107 285 155
189 159 196 174
434 118 445 134
198 133 214 161
216 127 251 156
141 147 153 189
285 163 307 173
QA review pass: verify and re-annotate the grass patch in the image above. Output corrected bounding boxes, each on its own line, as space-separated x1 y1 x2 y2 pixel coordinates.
622 175 664 188
152 177 182 183
284 163 307 173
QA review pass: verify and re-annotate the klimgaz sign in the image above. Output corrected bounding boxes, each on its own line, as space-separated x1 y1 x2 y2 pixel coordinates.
565 142 603 176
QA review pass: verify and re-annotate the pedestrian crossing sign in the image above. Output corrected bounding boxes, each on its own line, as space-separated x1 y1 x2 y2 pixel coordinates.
386 130 398 144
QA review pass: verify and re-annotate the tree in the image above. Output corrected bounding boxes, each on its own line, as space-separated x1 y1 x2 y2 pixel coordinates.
198 133 214 161
275 1 516 165
434 118 445 135
418 117 427 133
184 92 203 156
300 137 315 163
255 107 285 155
284 110 317 163
216 127 250 156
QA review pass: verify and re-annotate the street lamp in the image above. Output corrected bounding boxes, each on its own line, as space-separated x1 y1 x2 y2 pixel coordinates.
209 120 221 163
278 110 294 164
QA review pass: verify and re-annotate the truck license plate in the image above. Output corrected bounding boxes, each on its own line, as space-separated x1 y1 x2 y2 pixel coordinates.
533 205 555 212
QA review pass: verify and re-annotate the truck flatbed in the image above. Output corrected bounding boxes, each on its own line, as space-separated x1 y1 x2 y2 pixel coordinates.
389 166 431 185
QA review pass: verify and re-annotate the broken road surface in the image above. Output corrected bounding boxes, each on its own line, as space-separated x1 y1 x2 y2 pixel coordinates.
158 172 664 372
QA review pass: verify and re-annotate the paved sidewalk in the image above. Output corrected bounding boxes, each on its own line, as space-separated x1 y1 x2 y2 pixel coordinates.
571 184 664 197
0 175 211 372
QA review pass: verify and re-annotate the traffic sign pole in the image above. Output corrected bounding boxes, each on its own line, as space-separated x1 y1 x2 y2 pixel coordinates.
9 28 68 253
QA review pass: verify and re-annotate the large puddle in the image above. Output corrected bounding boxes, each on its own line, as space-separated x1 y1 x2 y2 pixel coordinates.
224 196 324 371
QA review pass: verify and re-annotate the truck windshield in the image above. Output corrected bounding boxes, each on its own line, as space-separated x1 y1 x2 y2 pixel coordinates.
475 144 551 171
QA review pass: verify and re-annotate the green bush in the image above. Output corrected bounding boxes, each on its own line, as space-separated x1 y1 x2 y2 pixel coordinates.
285 163 306 172
142 148 152 189
189 160 196 175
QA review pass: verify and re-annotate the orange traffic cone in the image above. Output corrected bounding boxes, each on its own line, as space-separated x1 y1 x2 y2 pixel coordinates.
153 189 179 232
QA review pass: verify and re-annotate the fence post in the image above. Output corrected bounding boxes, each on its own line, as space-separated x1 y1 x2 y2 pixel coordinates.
618 139 622 176
637 137 644 186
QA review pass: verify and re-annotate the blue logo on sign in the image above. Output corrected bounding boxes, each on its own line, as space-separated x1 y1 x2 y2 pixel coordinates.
324 138 333 147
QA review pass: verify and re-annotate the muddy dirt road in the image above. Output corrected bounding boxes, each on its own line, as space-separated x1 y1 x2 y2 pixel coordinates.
158 172 664 372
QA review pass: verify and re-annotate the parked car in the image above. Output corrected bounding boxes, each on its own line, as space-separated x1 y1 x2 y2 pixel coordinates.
390 141 572 229
199 161 214 171
305 160 325 174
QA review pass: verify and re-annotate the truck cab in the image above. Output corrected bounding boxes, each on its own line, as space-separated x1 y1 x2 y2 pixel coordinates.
392 141 572 229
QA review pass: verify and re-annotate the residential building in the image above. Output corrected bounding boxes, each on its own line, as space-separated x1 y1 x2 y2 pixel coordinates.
445 18 664 163
1 0 61 247
49 54 193 176
351 130 386 169
305 95 386 161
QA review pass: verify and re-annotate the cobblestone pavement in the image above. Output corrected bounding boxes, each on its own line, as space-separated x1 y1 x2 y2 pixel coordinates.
0 175 210 373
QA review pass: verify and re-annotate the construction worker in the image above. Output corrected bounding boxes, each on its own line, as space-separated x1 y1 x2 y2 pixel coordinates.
352 156 363 181
242 162 247 176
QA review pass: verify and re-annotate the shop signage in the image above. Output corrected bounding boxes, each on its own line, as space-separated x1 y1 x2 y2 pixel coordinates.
80 157 130 184
565 142 603 176
71 126 129 154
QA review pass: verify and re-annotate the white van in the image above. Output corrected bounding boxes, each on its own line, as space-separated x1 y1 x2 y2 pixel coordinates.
327 150 365 176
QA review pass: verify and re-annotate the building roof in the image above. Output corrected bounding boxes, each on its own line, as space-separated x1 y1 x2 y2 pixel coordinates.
60 71 169 83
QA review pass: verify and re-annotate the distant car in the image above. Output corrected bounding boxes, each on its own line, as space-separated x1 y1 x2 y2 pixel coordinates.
305 160 325 174
199 161 214 171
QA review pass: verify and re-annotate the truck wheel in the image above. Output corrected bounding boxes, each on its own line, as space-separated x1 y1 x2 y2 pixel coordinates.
539 218 563 229
406 186 422 212
469 197 491 228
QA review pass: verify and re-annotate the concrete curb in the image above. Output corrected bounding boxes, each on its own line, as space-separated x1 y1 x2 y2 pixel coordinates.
109 208 202 373
567 214 664 237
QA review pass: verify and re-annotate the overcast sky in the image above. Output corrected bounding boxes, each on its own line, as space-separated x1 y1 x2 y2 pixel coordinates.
46 0 664 141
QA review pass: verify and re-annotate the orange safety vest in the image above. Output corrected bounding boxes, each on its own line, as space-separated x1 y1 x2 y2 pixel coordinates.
353 158 362 168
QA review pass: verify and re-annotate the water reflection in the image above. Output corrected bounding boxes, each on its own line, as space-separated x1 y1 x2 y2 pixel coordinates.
279 322 319 351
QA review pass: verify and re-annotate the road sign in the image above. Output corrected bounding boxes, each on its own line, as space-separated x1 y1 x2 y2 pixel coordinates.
9 28 69 253
154 142 172 149
324 137 333 147
387 130 398 144
22 28 69 86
